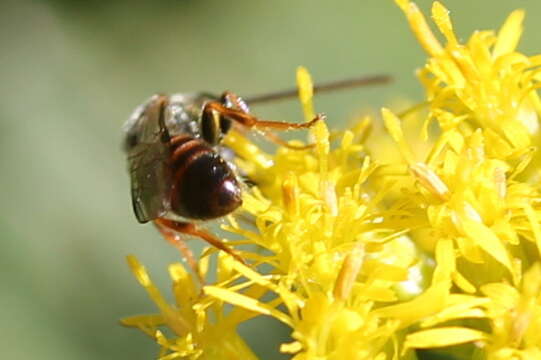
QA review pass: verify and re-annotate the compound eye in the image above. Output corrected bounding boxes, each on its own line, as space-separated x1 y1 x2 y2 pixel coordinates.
218 93 234 135
123 132 138 151
220 117 232 135
201 105 222 145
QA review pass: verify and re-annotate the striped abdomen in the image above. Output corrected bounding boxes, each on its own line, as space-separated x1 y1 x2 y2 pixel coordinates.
169 135 242 220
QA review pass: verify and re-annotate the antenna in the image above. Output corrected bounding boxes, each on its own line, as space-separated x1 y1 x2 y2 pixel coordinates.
245 74 391 104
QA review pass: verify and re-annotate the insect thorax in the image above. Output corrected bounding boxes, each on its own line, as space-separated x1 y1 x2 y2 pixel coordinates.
166 93 219 138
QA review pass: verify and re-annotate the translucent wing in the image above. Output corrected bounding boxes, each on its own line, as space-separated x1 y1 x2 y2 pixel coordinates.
123 95 172 223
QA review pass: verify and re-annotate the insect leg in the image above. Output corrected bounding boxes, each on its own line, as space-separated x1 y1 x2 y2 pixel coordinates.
203 101 324 131
154 219 204 283
208 91 320 149
155 218 246 265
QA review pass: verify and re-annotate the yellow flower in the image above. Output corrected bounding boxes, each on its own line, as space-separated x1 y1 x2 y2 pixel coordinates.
124 2 541 359
216 68 415 359
481 263 541 359
388 0 541 286
122 255 258 360
396 0 541 160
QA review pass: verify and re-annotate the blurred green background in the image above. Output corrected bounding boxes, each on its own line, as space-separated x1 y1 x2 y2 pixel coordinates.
2 0 541 359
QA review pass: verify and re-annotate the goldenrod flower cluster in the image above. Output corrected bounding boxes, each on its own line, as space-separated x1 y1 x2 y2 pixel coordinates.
123 1 541 359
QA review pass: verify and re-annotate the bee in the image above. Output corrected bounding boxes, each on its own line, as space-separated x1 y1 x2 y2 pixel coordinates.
123 75 390 269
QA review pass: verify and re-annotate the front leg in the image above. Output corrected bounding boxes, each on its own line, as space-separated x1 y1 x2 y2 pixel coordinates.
203 100 323 131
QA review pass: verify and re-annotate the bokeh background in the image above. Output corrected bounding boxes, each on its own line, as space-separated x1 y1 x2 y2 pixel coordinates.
2 0 541 359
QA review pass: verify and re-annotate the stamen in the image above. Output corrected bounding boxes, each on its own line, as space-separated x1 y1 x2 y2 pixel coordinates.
410 162 451 201
333 244 364 301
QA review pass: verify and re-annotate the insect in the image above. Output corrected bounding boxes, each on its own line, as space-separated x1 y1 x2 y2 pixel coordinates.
123 74 390 270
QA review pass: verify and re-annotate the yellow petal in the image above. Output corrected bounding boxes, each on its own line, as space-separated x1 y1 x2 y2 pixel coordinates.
127 256 170 312
280 341 303 354
452 270 477 294
360 285 398 302
431 2 458 46
296 66 315 121
365 261 409 282
168 262 197 307
420 294 488 327
127 255 151 286
382 107 414 164
204 286 292 326
493 9 525 58
375 283 449 327
461 219 513 274
410 162 450 201
126 256 189 336
395 0 444 57
522 263 541 298
223 129 273 170
120 314 165 328
404 327 488 350
481 283 518 309
523 204 541 258
433 238 455 284
501 120 530 149
333 308 364 333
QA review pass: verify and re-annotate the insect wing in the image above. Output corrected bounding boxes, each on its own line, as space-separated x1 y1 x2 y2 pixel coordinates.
125 95 172 223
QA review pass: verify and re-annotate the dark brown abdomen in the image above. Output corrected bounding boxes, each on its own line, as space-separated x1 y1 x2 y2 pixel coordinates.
169 135 242 220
